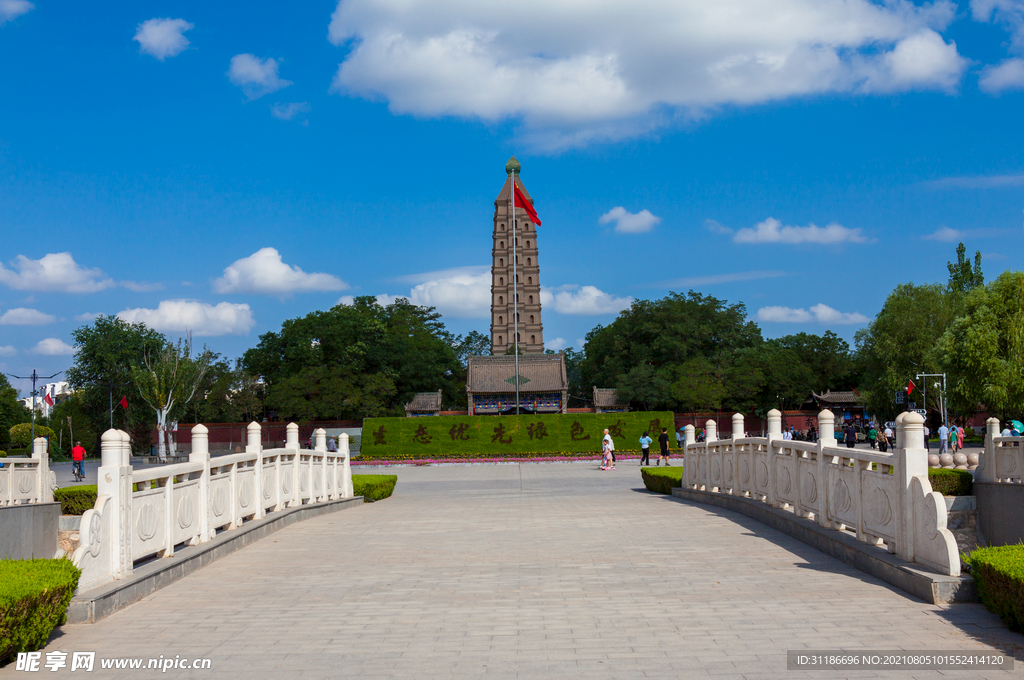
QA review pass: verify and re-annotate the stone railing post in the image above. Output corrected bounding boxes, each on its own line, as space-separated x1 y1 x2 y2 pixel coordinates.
247 422 264 520
895 412 927 562
814 410 835 526
683 424 695 447
119 430 131 466
702 420 716 490
314 428 327 502
32 437 53 503
340 433 353 497
190 424 212 541
766 409 782 507
976 417 1000 483
683 424 695 489
287 423 301 507
732 413 744 440
705 419 718 443
98 428 133 579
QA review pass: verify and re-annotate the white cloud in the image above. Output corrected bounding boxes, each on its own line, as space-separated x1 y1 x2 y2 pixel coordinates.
0 345 16 357
980 58 1024 92
121 280 165 292
213 248 347 295
74 312 103 322
0 308 56 325
228 54 292 100
757 303 869 325
972 0 1024 53
704 219 733 235
118 301 255 336
733 217 871 245
659 270 788 288
0 253 115 293
133 18 193 60
405 271 490 318
598 206 661 234
922 173 1024 189
32 338 76 355
0 0 33 25
271 102 310 121
922 226 962 241
327 0 965 149
544 337 567 351
540 284 633 315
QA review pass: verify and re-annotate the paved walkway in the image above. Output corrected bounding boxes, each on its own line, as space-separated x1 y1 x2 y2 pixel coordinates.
12 462 1022 679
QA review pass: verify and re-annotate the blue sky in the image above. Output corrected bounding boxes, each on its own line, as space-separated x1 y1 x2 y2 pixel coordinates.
2 0 1023 396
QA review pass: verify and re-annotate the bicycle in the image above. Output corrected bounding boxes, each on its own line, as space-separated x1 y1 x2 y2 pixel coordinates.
72 460 85 482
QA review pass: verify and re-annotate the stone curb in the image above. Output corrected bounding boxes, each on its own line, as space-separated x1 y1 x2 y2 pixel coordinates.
670 487 976 605
67 496 364 624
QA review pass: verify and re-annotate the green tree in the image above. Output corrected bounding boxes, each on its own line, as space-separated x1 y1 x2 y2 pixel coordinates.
940 271 1024 422
131 335 212 459
66 316 166 452
580 291 762 411
0 375 30 450
455 331 490 364
947 242 985 296
50 394 99 457
671 357 726 415
242 297 463 419
855 283 950 422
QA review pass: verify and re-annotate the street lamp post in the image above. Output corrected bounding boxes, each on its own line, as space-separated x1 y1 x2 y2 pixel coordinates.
7 369 63 446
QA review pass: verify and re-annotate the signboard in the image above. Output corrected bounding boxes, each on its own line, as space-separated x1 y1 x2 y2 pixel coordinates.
913 409 927 416
908 402 916 409
894 391 906 404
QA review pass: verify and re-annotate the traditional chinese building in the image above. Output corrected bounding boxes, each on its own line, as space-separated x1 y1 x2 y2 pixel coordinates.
404 390 443 417
803 390 869 422
593 387 629 413
491 156 545 355
466 354 568 415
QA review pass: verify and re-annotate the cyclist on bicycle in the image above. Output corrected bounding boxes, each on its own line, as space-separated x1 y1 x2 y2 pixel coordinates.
71 441 86 481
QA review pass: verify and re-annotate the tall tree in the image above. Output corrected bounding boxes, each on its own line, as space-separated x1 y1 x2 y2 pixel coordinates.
131 336 212 459
66 316 166 453
0 375 30 450
855 283 951 422
940 271 1024 422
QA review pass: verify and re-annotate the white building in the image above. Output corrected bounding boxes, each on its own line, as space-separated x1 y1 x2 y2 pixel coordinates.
19 381 72 419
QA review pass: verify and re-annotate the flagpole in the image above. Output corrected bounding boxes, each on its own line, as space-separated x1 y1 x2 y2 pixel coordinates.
511 168 520 414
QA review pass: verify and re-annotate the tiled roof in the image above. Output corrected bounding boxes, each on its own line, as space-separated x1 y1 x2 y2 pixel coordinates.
812 390 863 405
593 387 625 409
405 390 442 412
467 354 567 393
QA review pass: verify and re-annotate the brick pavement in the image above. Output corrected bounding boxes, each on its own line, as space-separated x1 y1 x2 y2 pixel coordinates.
10 461 1022 679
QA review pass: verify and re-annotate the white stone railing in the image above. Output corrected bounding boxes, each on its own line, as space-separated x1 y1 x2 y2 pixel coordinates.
975 417 1024 484
73 422 354 591
0 437 55 506
683 409 960 577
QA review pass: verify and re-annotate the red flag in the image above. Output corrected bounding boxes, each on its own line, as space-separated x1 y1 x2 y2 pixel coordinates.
119 396 128 409
908 380 916 396
513 182 541 227
43 393 54 406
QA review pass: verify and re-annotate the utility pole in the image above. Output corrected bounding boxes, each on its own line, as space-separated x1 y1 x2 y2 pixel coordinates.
916 372 948 426
7 369 63 446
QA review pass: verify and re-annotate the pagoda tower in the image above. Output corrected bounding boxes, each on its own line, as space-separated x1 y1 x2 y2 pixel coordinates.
490 157 544 355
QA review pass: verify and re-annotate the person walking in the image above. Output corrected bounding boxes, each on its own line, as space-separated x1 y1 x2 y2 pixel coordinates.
675 429 683 449
949 425 958 453
938 422 949 455
957 425 965 451
877 427 889 453
601 429 615 470
658 427 671 466
924 425 930 451
867 425 877 450
844 423 857 449
71 441 86 482
638 432 652 466
327 436 337 452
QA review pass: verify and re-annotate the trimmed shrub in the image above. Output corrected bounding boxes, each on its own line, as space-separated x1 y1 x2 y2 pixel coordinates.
352 474 397 502
0 558 82 666
929 468 972 496
966 545 1024 632
361 412 675 460
0 451 6 457
53 486 97 516
641 467 684 494
8 424 56 450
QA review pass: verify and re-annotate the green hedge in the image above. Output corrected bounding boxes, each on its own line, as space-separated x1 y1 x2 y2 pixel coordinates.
53 486 97 516
929 468 973 496
641 467 684 494
966 545 1024 632
0 558 82 666
361 412 675 459
352 474 397 502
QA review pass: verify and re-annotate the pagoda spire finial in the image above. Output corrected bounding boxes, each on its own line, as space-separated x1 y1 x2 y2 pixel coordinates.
505 156 521 175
